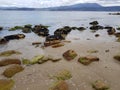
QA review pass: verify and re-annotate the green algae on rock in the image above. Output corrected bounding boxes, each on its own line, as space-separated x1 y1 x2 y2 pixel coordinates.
0 79 14 90
53 70 72 80
49 80 68 90
9 26 23 31
63 50 77 61
92 80 109 90
0 50 21 57
3 64 24 78
0 59 21 66
30 55 44 64
22 58 31 65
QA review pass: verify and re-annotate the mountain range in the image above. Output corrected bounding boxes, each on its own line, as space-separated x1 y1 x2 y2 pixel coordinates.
0 3 120 11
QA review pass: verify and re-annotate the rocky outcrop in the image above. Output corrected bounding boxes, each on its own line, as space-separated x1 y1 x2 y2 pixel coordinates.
22 24 32 33
32 24 49 37
63 50 77 61
114 54 120 61
90 25 104 30
0 59 21 66
3 64 24 78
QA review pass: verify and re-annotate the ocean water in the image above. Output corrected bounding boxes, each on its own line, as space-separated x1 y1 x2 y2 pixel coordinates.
0 11 120 42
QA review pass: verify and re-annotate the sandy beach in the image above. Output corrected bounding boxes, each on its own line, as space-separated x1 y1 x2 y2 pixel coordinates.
0 32 120 90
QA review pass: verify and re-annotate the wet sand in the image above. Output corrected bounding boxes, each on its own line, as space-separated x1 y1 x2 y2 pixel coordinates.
0 33 120 90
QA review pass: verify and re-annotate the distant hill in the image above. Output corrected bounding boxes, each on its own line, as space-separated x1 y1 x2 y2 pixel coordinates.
0 3 120 11
44 3 120 11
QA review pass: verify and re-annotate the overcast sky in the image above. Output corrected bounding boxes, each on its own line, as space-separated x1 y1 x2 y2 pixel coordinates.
0 0 120 8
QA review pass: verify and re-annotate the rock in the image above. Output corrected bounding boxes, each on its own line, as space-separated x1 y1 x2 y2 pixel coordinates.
9 26 23 31
22 24 32 33
104 26 113 29
77 27 86 31
78 55 99 65
109 12 120 15
32 42 41 45
0 79 14 90
107 28 116 35
46 35 65 41
22 58 31 65
0 26 3 31
44 40 61 47
0 38 8 44
90 25 104 30
114 55 120 61
71 27 77 30
117 37 120 42
0 50 21 57
3 64 24 78
95 34 100 37
52 43 64 48
89 21 99 26
30 55 44 64
63 50 77 61
114 32 120 37
53 70 72 80
0 59 21 66
50 81 68 90
32 24 49 36
51 58 62 62
2 34 25 41
62 40 71 43
92 80 109 90
117 27 120 30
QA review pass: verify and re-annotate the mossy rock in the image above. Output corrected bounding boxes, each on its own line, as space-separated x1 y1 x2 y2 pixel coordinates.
114 55 120 61
63 50 77 61
3 64 24 78
92 80 109 90
22 58 31 65
30 55 44 64
0 59 21 66
49 80 68 90
0 79 14 90
9 26 23 31
117 37 120 42
22 28 31 33
0 50 21 57
53 70 72 80
78 57 92 65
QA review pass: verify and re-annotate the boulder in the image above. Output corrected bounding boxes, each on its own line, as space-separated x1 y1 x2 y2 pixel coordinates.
0 59 21 66
104 26 113 29
3 64 24 78
107 28 116 35
3 34 25 41
63 50 77 61
92 80 109 90
22 24 32 33
78 55 99 65
0 79 14 90
0 38 8 44
90 25 104 30
32 24 49 36
50 81 68 90
89 21 99 26
77 27 86 31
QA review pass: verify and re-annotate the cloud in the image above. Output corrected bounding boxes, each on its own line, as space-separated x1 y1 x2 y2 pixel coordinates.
0 0 120 8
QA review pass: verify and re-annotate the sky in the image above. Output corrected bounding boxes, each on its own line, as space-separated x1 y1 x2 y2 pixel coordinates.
0 0 120 8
